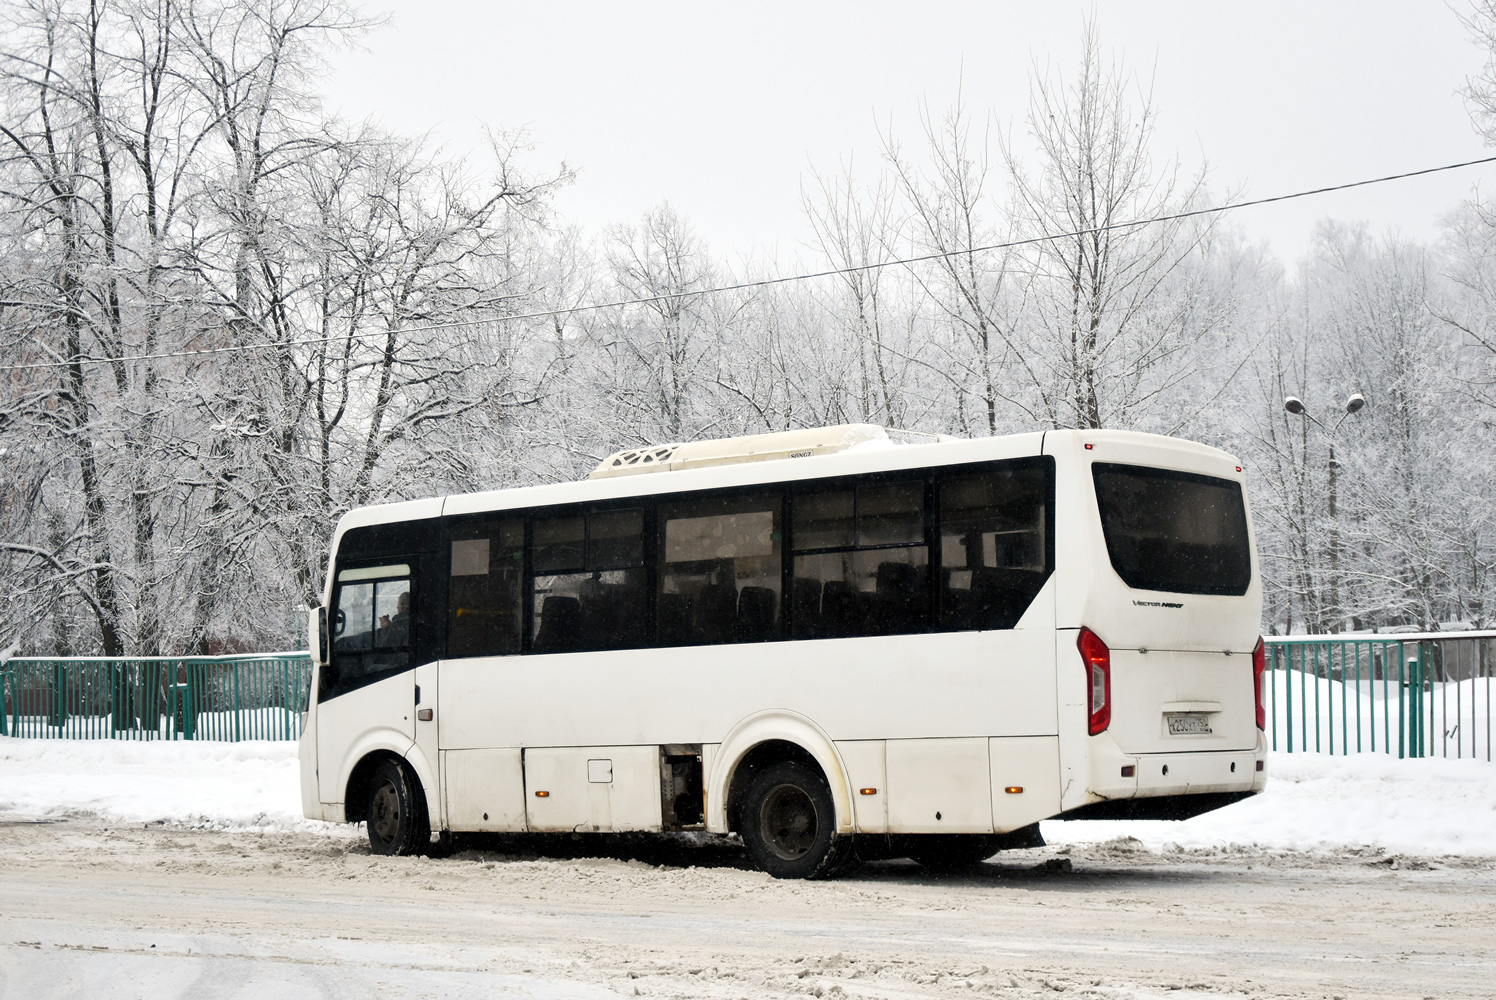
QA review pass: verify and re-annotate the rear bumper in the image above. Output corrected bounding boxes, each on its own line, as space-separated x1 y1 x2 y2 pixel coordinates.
1080 729 1267 807
1056 790 1255 821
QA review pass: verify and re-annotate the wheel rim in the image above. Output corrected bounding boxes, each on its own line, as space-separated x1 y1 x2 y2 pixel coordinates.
758 782 818 861
370 780 401 845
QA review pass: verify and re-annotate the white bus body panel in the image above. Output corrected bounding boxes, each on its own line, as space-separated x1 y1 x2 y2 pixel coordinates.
524 745 664 833
1108 650 1257 754
886 738 992 833
442 748 526 831
437 614 1055 752
297 663 329 821
990 736 1063 831
410 661 441 825
439 593 1056 835
315 670 414 812
835 740 887 832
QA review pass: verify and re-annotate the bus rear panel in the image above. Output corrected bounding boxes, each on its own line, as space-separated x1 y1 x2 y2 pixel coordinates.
1050 431 1265 820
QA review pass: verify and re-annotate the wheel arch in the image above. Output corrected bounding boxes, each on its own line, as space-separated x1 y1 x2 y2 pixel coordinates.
707 710 853 836
344 748 404 825
342 743 438 831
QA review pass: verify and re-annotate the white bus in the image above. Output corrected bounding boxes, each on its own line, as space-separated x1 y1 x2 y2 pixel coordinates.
300 425 1266 878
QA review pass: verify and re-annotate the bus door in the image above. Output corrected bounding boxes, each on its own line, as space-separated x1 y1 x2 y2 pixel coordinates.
412 658 439 807
317 563 419 804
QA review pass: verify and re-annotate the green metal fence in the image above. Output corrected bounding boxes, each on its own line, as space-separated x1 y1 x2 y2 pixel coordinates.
4 635 1492 758
0 653 312 741
1264 632 1495 762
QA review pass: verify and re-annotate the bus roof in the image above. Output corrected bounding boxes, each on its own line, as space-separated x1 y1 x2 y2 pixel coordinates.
331 426 1241 536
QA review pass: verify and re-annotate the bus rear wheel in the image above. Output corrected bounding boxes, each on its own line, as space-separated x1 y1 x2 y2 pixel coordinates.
739 760 855 879
365 758 430 856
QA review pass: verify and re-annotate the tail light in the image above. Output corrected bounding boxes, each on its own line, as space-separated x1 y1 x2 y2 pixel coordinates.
1077 627 1111 735
1252 636 1266 731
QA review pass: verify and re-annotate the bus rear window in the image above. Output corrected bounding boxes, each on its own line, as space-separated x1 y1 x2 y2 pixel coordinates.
1091 463 1250 596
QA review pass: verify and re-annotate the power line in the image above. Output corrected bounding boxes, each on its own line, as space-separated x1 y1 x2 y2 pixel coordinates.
5 153 1496 375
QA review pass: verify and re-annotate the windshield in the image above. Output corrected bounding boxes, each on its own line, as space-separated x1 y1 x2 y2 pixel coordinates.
1091 463 1251 596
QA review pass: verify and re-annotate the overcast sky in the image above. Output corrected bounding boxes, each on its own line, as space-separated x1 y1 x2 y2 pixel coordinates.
324 1 1491 268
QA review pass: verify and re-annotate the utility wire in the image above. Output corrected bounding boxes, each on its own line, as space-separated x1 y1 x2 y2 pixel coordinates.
5 153 1496 374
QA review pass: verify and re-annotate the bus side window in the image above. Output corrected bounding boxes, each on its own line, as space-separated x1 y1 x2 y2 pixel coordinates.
448 520 523 658
791 480 930 639
530 509 647 653
939 460 1052 631
658 493 782 646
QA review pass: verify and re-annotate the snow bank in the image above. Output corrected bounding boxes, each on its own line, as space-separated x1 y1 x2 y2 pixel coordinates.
1044 750 1496 857
0 737 311 831
2 736 1493 857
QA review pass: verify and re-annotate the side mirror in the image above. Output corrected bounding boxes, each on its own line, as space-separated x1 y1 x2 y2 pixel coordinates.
308 605 329 665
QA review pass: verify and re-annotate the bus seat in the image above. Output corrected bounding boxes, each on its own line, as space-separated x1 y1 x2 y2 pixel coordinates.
657 592 694 645
590 581 649 647
735 586 777 641
968 566 1042 629
820 580 860 637
791 577 822 638
580 584 620 642
875 560 926 630
694 582 738 643
535 595 582 651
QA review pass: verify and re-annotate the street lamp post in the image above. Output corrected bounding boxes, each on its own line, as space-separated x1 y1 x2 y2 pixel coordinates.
1284 393 1365 633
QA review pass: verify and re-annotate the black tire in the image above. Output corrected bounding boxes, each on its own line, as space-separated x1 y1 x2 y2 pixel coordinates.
365 758 431 856
738 760 856 879
907 834 1000 872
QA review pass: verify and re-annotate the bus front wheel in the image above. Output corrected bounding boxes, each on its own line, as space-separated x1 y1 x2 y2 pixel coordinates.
739 760 855 879
365 758 430 856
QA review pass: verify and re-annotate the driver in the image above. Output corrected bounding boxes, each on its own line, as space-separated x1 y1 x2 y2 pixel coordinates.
376 590 411 647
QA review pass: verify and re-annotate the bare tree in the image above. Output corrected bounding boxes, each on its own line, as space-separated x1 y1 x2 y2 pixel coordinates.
1001 18 1219 430
881 97 1027 435
601 204 724 443
804 160 916 428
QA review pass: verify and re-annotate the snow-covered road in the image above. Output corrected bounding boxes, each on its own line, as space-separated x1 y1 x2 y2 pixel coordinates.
1 738 1494 999
3 820 1493 1000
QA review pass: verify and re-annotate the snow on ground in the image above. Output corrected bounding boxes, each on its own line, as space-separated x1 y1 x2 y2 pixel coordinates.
0 735 1493 857
1043 750 1496 857
0 737 314 832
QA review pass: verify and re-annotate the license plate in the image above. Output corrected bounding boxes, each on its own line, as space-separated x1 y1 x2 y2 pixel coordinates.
1167 714 1213 735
